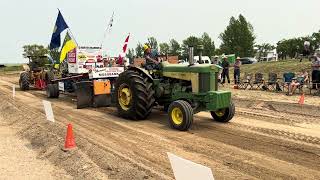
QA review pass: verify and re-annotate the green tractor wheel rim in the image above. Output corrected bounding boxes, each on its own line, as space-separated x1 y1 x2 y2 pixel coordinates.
118 84 132 111
215 109 226 117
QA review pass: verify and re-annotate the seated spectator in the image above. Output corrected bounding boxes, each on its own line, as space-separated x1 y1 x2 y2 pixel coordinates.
123 59 128 67
111 59 119 67
288 70 309 95
104 59 111 67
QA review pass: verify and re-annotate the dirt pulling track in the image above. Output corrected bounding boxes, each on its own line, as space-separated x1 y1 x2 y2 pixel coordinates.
1 73 320 180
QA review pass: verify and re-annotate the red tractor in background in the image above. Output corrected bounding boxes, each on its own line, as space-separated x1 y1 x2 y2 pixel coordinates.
19 55 55 91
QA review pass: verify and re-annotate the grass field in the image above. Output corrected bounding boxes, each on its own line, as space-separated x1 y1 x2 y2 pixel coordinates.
0 59 313 77
231 59 312 78
0 64 23 73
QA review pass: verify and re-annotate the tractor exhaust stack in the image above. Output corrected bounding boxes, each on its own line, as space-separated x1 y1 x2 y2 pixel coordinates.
188 46 194 66
198 45 204 64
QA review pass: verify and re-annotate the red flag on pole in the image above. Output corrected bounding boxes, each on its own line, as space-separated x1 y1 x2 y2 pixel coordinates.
122 34 130 53
118 33 130 65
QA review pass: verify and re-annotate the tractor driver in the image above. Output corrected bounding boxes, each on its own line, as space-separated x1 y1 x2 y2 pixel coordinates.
143 44 160 70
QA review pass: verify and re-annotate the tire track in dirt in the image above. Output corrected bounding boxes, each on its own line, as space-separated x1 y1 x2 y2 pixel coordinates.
233 98 320 118
0 86 252 179
0 91 171 180
231 122 320 145
0 98 110 179
2 78 320 179
22 102 312 179
193 121 320 171
17 91 320 179
19 97 243 179
236 109 318 126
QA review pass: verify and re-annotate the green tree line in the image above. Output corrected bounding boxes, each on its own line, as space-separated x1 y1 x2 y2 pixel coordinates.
277 31 320 59
128 14 257 61
23 14 320 63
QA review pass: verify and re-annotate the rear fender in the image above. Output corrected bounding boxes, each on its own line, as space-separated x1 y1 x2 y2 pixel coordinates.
126 66 153 81
22 64 30 72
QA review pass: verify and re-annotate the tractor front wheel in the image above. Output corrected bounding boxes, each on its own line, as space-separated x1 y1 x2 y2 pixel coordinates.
19 72 30 91
211 101 235 123
168 100 193 131
46 84 59 98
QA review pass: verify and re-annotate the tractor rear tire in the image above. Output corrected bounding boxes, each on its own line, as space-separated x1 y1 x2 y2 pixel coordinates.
168 100 194 131
19 72 30 91
211 101 235 123
45 71 54 85
115 70 155 120
46 83 59 98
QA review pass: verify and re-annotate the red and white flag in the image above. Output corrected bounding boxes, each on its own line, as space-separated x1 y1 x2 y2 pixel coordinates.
118 33 130 65
122 34 130 53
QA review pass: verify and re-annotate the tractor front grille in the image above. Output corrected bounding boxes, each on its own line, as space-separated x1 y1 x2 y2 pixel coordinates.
199 73 210 92
215 72 218 91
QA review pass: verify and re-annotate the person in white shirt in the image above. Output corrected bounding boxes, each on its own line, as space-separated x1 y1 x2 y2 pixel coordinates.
234 57 241 84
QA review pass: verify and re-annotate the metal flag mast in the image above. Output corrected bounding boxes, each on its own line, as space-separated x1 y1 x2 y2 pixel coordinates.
100 12 115 49
57 8 79 47
67 29 79 47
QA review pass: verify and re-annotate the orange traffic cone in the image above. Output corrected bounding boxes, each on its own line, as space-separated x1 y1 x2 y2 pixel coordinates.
298 93 305 105
64 124 76 150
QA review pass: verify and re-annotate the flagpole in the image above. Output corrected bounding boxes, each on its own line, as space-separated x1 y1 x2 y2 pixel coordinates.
67 28 79 47
100 12 114 49
57 8 79 47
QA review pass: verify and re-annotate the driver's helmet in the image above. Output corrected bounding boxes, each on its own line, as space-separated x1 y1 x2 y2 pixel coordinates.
143 44 150 51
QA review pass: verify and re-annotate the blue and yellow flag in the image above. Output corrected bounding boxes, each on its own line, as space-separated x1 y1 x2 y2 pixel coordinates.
60 32 77 62
50 10 69 49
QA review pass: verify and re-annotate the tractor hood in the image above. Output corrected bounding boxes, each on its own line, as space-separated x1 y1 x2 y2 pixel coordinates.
161 61 221 73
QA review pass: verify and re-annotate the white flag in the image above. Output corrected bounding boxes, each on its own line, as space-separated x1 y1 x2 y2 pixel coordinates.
106 12 114 32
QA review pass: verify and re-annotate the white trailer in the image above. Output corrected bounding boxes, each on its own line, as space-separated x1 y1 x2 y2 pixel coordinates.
46 46 125 108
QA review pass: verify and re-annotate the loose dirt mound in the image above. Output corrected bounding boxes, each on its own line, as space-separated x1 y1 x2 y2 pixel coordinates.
0 93 166 179
0 97 108 179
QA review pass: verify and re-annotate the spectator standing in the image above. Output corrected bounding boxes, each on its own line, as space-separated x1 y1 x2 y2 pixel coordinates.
234 57 241 84
221 55 230 84
212 56 219 65
303 41 311 57
311 53 320 88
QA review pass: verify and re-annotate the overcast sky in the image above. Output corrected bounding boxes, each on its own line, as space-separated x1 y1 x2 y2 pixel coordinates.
0 0 320 63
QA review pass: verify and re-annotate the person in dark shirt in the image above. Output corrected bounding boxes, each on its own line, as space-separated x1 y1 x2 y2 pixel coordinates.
221 55 230 84
234 57 241 84
143 44 160 70
311 53 320 89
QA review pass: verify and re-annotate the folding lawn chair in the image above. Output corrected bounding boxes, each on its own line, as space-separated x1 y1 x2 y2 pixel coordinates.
250 73 264 90
238 73 252 89
266 73 278 91
314 83 320 96
282 72 295 94
296 76 306 93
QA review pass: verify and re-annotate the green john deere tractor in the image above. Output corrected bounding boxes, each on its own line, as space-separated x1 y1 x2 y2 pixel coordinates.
114 46 235 131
